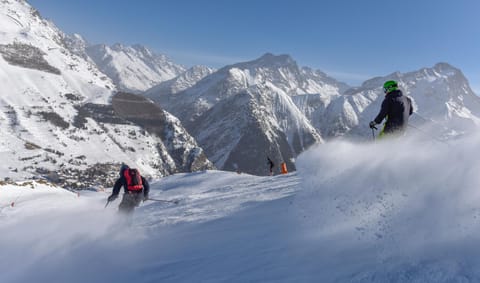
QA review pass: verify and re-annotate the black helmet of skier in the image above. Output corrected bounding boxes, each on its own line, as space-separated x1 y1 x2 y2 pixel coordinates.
119 163 129 176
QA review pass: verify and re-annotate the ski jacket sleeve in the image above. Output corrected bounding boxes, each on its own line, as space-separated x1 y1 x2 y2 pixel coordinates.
408 97 413 115
112 177 123 196
374 98 390 124
142 177 150 197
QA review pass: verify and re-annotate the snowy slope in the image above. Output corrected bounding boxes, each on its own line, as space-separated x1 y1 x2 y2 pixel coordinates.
0 3 115 102
0 0 114 179
0 171 302 283
84 43 185 93
0 0 212 186
144 65 216 104
293 133 480 282
3 130 480 282
62 33 90 61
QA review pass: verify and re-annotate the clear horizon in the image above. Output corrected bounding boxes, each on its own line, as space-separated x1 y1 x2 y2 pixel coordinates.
28 0 480 92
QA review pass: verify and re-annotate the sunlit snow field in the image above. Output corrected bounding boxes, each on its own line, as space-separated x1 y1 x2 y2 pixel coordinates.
2 131 480 282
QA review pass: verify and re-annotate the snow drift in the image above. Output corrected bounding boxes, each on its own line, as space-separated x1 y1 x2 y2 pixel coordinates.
294 129 480 281
3 127 480 282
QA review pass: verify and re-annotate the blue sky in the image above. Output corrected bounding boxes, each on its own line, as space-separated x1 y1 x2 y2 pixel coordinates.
28 0 480 91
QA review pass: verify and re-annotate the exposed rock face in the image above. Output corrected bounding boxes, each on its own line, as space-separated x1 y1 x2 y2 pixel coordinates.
112 92 215 173
0 43 61 74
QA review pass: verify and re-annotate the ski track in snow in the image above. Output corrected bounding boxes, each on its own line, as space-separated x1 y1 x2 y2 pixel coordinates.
0 170 302 283
4 130 480 282
138 171 299 227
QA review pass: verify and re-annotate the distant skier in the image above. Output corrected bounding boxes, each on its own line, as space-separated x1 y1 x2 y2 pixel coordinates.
267 157 275 176
107 164 150 214
369 80 413 137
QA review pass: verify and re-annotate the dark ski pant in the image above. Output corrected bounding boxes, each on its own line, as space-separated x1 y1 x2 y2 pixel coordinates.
118 191 143 214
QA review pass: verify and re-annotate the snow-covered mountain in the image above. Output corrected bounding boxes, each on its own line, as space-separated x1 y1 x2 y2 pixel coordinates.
0 0 212 187
144 65 216 102
5 0 479 184
151 53 348 126
62 33 90 61
146 52 480 174
68 37 186 93
147 53 348 175
64 33 187 94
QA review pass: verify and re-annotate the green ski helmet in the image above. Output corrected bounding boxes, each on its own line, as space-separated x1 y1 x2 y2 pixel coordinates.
383 80 398 94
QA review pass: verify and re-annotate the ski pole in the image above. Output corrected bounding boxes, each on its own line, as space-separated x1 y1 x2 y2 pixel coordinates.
147 198 179 204
371 125 377 141
104 200 110 208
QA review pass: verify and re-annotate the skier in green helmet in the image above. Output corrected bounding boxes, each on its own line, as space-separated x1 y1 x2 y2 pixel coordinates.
369 80 413 137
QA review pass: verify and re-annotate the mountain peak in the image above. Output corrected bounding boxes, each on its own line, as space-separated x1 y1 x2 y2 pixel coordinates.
111 43 126 51
432 62 462 76
255 52 296 67
71 33 87 42
131 44 154 57
433 62 456 70
227 53 298 71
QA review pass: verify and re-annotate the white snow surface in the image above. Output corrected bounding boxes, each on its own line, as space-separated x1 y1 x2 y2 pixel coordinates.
0 0 115 104
85 43 185 93
2 129 480 282
144 65 216 99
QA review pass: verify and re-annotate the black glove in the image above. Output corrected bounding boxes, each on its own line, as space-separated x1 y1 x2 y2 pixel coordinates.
107 194 117 202
369 121 377 129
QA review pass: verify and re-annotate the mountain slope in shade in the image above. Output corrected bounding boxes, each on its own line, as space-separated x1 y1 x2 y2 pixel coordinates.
148 53 344 174
111 92 214 173
190 85 320 175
